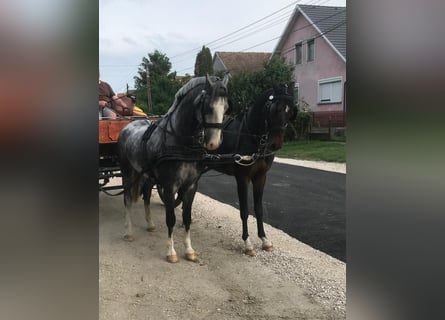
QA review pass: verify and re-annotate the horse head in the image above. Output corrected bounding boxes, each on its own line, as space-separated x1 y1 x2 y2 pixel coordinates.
194 74 230 150
263 83 297 151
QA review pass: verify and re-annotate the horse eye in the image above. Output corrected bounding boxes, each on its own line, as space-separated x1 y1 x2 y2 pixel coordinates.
285 105 289 113
269 95 274 100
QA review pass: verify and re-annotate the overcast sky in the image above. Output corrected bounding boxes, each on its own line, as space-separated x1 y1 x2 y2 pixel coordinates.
99 0 346 93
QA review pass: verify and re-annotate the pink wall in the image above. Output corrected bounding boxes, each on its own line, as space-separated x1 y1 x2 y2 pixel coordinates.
279 13 346 112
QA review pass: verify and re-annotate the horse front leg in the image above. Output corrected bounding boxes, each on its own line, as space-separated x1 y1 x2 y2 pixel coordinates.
163 187 179 263
236 175 255 256
181 183 198 262
252 174 273 252
142 182 156 232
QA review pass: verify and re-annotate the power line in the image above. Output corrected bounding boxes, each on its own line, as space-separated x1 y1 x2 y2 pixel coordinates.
101 1 346 79
239 7 345 53
160 1 345 75
169 1 299 60
168 10 294 67
170 12 293 68
209 13 293 52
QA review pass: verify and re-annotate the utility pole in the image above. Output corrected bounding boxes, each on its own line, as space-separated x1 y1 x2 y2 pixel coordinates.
145 63 153 114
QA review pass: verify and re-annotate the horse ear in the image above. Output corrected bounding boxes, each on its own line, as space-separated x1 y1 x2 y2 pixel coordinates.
226 99 233 114
193 92 203 107
222 74 230 87
206 73 215 87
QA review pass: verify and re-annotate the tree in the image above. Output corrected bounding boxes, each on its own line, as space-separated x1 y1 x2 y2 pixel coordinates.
194 46 214 77
133 50 182 115
262 55 295 89
228 55 294 114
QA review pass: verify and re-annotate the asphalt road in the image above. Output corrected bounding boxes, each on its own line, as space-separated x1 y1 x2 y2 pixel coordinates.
197 162 346 262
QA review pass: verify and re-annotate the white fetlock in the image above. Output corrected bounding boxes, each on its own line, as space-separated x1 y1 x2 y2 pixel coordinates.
145 205 156 231
125 208 133 240
184 231 197 261
184 249 197 262
244 237 256 256
261 237 273 251
146 221 156 232
166 237 178 263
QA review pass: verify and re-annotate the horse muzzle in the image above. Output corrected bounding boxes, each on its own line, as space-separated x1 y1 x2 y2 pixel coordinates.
203 127 223 151
268 133 284 151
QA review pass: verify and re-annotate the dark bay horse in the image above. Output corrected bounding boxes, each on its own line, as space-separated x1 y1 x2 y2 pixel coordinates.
117 74 230 263
206 85 296 256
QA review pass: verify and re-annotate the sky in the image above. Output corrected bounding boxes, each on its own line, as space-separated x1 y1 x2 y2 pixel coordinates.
99 0 346 93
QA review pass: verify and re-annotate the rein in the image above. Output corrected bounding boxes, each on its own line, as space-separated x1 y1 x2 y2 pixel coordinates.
210 92 294 167
202 114 275 167
138 80 228 173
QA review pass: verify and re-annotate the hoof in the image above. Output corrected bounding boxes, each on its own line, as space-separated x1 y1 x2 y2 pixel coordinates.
123 235 134 242
262 244 273 252
146 226 156 232
245 248 256 257
166 255 179 263
185 252 197 262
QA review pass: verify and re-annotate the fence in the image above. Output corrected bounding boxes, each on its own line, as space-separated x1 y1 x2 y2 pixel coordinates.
309 111 346 139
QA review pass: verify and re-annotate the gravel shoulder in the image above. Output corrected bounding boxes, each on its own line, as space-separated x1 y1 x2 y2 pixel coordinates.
100 164 346 319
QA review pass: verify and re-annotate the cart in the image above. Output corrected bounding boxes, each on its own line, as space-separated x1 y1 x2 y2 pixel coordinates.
99 116 160 192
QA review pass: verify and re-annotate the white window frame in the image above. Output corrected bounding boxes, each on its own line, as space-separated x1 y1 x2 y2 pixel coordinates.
294 83 299 104
307 39 315 62
295 42 303 65
318 77 343 104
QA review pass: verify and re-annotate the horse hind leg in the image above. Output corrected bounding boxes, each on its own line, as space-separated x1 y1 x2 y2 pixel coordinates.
122 171 141 242
142 182 156 232
123 192 136 242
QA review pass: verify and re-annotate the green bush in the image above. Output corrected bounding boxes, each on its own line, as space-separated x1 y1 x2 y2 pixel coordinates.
293 111 312 140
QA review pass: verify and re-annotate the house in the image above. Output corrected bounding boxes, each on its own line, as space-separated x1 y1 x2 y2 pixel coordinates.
272 4 346 132
213 51 272 76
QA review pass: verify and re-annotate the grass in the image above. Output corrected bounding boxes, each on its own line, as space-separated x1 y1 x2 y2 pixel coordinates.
276 140 346 163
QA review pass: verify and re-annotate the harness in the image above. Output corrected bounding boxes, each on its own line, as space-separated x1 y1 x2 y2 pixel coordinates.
113 86 293 195
199 117 273 167
204 93 294 167
138 80 227 178
140 87 294 173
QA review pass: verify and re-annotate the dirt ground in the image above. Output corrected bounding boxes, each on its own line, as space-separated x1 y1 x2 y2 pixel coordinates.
99 184 345 320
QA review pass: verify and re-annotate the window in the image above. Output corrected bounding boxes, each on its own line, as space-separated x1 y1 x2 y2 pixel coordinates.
295 42 302 65
294 83 299 104
318 77 342 103
307 39 315 62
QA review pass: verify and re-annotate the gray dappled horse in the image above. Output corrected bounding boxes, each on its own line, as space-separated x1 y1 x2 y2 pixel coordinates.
117 74 230 263
205 84 296 256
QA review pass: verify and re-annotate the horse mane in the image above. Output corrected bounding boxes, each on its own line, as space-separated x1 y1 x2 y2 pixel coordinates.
166 76 225 115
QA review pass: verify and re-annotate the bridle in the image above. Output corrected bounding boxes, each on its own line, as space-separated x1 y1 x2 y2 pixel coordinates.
143 79 229 151
216 91 295 166
193 81 228 145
